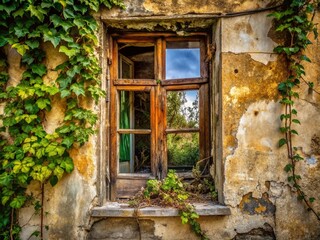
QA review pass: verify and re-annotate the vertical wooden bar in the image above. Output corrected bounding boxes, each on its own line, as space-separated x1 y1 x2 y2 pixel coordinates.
150 87 157 175
154 38 167 179
160 38 167 178
199 83 211 164
110 39 118 200
200 37 208 79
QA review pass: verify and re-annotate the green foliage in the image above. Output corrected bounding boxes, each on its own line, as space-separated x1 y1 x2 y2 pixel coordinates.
132 170 209 240
0 0 124 238
166 91 200 167
270 0 320 221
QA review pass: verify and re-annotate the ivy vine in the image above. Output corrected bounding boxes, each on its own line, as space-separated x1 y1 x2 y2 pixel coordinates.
0 0 123 239
269 0 320 221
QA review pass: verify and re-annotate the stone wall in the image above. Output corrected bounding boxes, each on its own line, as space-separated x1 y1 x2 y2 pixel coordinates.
6 0 320 239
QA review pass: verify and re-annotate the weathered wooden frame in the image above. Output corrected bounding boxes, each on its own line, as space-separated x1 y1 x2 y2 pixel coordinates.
109 33 211 200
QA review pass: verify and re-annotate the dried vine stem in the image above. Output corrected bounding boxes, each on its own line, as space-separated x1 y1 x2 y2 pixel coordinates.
270 0 320 221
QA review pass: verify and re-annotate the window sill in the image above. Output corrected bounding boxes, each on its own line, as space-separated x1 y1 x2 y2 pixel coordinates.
91 202 231 218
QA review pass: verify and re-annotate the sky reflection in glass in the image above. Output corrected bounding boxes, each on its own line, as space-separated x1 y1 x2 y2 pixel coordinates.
166 48 200 80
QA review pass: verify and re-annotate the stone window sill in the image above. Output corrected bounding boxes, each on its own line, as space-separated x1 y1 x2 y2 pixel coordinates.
91 202 231 217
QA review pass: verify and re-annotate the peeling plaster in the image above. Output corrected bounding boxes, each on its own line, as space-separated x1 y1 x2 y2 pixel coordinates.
222 53 287 156
239 192 276 216
221 12 278 65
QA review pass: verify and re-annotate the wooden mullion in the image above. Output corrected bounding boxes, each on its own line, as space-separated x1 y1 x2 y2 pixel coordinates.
200 37 208 78
114 79 157 86
110 39 118 201
111 32 208 38
166 128 199 134
115 86 152 91
116 38 156 43
199 83 211 163
117 129 151 134
160 38 167 178
164 84 200 91
150 87 157 176
161 78 207 86
154 38 167 179
117 174 154 179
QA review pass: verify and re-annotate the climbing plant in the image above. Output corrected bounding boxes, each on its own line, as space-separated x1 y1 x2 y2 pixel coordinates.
269 0 320 221
129 170 214 240
0 0 123 239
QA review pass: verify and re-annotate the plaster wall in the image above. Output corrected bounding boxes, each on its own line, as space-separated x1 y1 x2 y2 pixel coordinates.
5 0 319 239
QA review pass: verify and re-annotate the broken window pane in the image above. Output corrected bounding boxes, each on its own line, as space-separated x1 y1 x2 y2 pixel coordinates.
119 91 150 129
118 43 154 79
166 41 200 80
167 132 199 172
119 134 151 174
166 90 199 129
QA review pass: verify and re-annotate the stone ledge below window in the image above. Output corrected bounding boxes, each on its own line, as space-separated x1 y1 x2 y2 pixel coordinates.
91 202 231 218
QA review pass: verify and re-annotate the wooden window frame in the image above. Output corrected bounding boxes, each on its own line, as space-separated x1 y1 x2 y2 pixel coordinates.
109 33 211 200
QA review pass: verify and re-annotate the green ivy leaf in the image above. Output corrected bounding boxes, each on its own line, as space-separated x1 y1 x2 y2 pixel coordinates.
301 55 311 62
43 28 61 48
11 43 29 56
56 146 66 156
17 174 28 185
292 119 301 124
36 98 50 109
54 166 64 179
27 4 47 22
60 157 74 173
284 164 293 172
49 175 58 187
309 197 315 203
60 89 71 98
36 148 45 159
70 83 85 96
279 138 287 147
12 8 25 18
63 7 75 19
25 40 40 50
25 100 39 114
50 14 73 32
2 195 10 205
31 64 47 76
59 46 79 58
10 195 26 209
0 173 12 187
62 136 74 148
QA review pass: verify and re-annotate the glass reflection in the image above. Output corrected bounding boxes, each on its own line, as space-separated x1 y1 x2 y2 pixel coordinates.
166 41 200 80
167 132 199 172
166 90 199 129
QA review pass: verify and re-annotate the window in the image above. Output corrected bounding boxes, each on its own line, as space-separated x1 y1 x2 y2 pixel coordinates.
109 33 211 200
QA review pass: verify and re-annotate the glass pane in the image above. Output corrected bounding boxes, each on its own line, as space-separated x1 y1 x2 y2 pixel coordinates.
119 91 150 129
166 90 199 129
119 134 151 174
166 41 200 80
118 43 154 79
167 132 199 172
